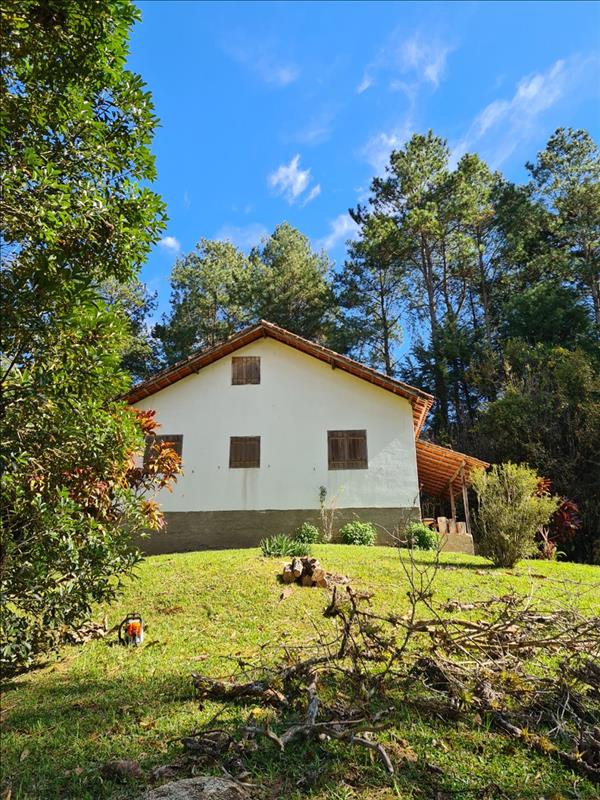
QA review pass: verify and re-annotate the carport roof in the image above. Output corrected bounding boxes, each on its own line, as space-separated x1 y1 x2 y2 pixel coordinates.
416 439 489 498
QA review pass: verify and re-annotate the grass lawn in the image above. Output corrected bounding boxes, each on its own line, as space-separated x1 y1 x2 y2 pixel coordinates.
2 545 599 800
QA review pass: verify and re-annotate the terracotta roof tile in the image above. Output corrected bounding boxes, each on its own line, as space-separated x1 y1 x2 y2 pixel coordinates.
416 439 489 497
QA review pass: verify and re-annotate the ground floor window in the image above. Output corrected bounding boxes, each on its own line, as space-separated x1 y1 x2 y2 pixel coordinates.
229 436 261 468
327 429 368 469
143 434 183 469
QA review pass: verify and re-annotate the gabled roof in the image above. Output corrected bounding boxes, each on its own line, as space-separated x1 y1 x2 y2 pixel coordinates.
124 320 434 435
416 439 489 497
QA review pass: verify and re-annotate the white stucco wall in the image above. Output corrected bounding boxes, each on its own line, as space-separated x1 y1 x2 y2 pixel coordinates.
133 338 420 512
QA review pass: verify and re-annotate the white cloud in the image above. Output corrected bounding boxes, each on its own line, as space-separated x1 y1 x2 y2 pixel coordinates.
214 223 268 251
265 64 299 87
358 30 454 95
294 115 334 145
159 235 181 254
361 118 414 174
268 154 319 205
291 106 339 146
296 124 330 144
317 214 359 251
357 31 450 175
222 36 299 87
301 184 321 207
356 74 373 94
398 34 452 89
452 56 596 166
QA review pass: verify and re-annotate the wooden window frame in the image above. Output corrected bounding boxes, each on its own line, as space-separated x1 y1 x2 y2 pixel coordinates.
229 436 261 468
327 430 368 470
143 434 183 470
231 356 261 385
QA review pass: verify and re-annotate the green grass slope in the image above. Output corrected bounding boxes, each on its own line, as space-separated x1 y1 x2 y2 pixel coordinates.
2 546 599 799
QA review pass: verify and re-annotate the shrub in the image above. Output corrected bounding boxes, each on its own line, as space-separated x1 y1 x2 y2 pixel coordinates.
405 521 440 551
471 463 560 568
294 522 321 544
260 534 311 558
319 485 338 542
339 521 377 546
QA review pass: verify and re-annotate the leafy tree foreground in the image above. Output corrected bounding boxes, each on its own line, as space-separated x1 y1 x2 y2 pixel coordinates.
0 1 179 672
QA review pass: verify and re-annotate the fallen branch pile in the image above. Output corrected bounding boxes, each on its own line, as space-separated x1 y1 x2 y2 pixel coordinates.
189 553 600 788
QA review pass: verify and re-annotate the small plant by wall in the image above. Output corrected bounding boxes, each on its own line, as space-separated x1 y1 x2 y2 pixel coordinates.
260 534 311 558
339 521 377 546
319 485 341 542
405 521 440 551
294 522 322 544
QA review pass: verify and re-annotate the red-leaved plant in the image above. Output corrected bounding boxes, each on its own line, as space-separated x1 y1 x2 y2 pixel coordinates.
536 478 581 559
65 408 181 532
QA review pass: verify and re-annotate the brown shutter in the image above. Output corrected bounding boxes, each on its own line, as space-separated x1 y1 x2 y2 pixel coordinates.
347 431 367 467
328 431 346 468
162 434 183 458
229 436 260 468
144 434 183 469
246 357 260 384
328 430 368 469
232 356 261 385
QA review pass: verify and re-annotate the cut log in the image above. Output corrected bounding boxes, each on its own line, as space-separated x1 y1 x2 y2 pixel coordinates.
437 517 448 535
448 518 457 535
312 567 325 583
291 557 304 578
304 558 319 576
282 565 295 583
301 574 314 587
456 522 467 536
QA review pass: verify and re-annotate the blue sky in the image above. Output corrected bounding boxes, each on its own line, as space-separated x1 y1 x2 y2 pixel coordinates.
128 0 600 318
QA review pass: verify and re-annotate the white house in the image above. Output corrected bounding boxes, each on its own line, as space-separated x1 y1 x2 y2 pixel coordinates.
125 321 486 554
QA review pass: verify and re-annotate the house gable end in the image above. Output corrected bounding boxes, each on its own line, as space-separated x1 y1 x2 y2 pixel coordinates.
124 321 433 435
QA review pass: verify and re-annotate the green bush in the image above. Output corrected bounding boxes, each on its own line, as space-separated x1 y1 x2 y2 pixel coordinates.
471 462 560 568
405 521 440 550
260 534 311 558
339 521 377 546
294 522 322 544
294 522 323 544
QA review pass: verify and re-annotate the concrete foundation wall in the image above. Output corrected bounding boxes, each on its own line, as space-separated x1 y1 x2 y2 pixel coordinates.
137 508 473 555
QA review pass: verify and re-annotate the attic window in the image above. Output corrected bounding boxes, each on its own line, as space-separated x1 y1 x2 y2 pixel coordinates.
229 436 260 468
143 434 183 469
232 356 260 385
328 430 368 470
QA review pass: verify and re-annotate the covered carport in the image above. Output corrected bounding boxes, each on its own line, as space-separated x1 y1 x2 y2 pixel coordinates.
415 439 489 535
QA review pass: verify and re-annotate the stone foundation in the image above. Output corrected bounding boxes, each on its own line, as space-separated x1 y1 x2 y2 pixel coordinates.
137 508 474 555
